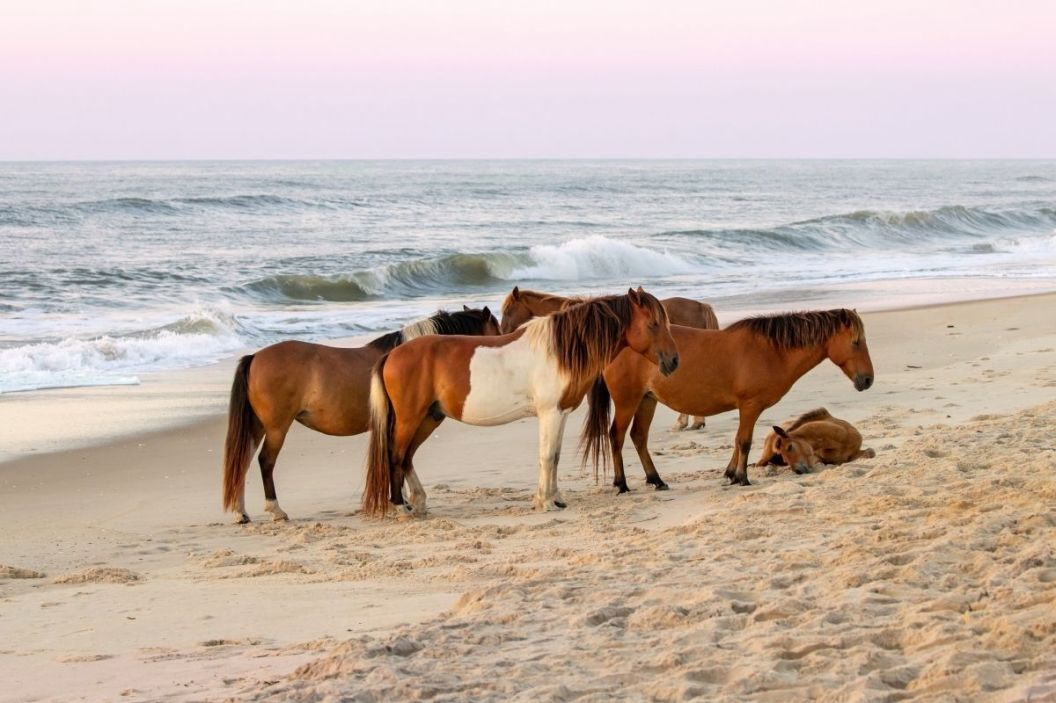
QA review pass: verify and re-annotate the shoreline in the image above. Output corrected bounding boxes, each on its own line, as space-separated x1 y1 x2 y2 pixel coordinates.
3 279 1056 464
1 291 1055 701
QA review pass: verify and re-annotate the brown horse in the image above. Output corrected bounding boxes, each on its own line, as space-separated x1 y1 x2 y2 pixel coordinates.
222 306 500 523
755 407 875 474
582 309 874 491
363 288 679 518
499 286 717 429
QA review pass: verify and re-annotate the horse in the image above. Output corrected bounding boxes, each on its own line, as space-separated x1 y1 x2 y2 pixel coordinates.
755 407 875 474
222 306 500 523
582 309 874 491
362 288 679 518
499 286 717 430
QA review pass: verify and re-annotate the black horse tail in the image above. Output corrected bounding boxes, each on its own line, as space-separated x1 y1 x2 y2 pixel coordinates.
580 375 613 482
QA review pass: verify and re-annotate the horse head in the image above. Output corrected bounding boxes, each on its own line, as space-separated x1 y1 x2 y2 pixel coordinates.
771 425 817 474
826 310 874 392
624 287 679 376
463 305 501 335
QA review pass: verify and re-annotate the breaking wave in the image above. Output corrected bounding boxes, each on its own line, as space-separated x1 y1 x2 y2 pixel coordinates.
0 307 248 394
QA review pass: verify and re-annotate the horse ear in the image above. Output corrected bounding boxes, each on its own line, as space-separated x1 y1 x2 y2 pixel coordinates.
463 305 472 311
627 287 641 305
481 306 491 318
773 425 789 438
511 286 521 301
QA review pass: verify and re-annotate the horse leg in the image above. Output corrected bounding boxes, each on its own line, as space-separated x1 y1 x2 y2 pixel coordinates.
729 405 762 486
630 396 667 490
534 410 567 511
550 412 571 506
688 415 707 430
609 398 640 494
234 424 265 524
388 417 421 516
401 415 444 517
671 413 689 431
723 446 739 480
258 427 290 521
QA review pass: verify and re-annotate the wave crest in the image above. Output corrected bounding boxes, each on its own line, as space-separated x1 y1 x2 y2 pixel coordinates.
0 307 246 394
238 237 695 302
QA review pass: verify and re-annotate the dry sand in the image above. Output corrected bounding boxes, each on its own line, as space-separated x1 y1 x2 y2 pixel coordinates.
1 293 1055 702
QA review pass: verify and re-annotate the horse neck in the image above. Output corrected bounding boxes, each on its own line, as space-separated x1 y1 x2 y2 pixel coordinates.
774 339 829 382
528 295 566 315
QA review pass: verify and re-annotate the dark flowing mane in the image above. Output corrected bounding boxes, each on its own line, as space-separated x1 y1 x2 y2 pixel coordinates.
535 292 667 389
366 308 493 351
727 309 862 350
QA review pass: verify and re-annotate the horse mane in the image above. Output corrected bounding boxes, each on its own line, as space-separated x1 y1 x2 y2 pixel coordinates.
366 309 490 351
727 309 863 350
525 293 666 389
785 407 833 433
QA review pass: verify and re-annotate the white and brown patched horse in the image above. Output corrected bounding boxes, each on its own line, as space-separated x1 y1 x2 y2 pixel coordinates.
499 286 718 430
222 307 499 523
362 288 679 518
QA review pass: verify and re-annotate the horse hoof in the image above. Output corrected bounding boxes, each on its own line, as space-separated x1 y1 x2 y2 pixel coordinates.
616 486 631 494
554 501 567 509
234 513 251 525
654 483 669 491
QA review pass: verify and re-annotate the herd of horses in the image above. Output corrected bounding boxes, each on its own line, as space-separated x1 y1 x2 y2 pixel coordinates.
222 287 875 523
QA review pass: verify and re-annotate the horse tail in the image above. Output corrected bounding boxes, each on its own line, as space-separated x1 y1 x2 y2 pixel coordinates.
363 353 395 517
222 355 261 512
580 375 612 481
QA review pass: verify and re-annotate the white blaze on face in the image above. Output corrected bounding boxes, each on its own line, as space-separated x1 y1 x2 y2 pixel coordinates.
459 320 567 426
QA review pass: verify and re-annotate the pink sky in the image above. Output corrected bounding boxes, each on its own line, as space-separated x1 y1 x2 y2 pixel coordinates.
1 0 1054 159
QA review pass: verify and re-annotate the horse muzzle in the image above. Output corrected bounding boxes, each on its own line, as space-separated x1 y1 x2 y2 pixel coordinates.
659 353 679 377
854 373 874 392
793 461 811 475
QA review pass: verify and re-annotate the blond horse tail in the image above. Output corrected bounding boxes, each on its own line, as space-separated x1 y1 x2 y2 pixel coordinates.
363 353 395 517
222 355 261 512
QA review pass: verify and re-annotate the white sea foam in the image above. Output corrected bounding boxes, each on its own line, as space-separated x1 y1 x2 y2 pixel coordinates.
0 307 246 394
509 235 697 281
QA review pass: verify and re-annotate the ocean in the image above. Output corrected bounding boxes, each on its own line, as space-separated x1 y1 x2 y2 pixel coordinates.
2 160 1055 394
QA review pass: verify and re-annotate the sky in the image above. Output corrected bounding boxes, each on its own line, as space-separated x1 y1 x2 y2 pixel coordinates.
1 0 1054 159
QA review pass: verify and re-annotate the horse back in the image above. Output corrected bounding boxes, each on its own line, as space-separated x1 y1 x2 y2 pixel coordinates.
660 297 718 330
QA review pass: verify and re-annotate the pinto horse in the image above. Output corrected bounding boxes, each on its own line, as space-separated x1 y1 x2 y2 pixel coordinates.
755 407 875 474
499 286 717 430
582 309 874 491
222 306 499 523
363 288 679 518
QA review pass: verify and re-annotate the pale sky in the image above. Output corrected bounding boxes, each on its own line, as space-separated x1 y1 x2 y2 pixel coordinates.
1 0 1054 159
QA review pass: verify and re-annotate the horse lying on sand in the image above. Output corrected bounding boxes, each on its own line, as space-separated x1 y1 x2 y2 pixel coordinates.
222 307 500 523
582 309 875 491
755 408 875 474
363 288 679 518
499 286 717 430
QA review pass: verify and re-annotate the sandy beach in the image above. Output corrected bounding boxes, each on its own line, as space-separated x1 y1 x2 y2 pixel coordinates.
2 292 1056 702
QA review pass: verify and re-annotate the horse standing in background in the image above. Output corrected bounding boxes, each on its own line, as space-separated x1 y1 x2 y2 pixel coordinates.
582 309 874 491
222 306 500 523
363 288 679 518
499 286 717 429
